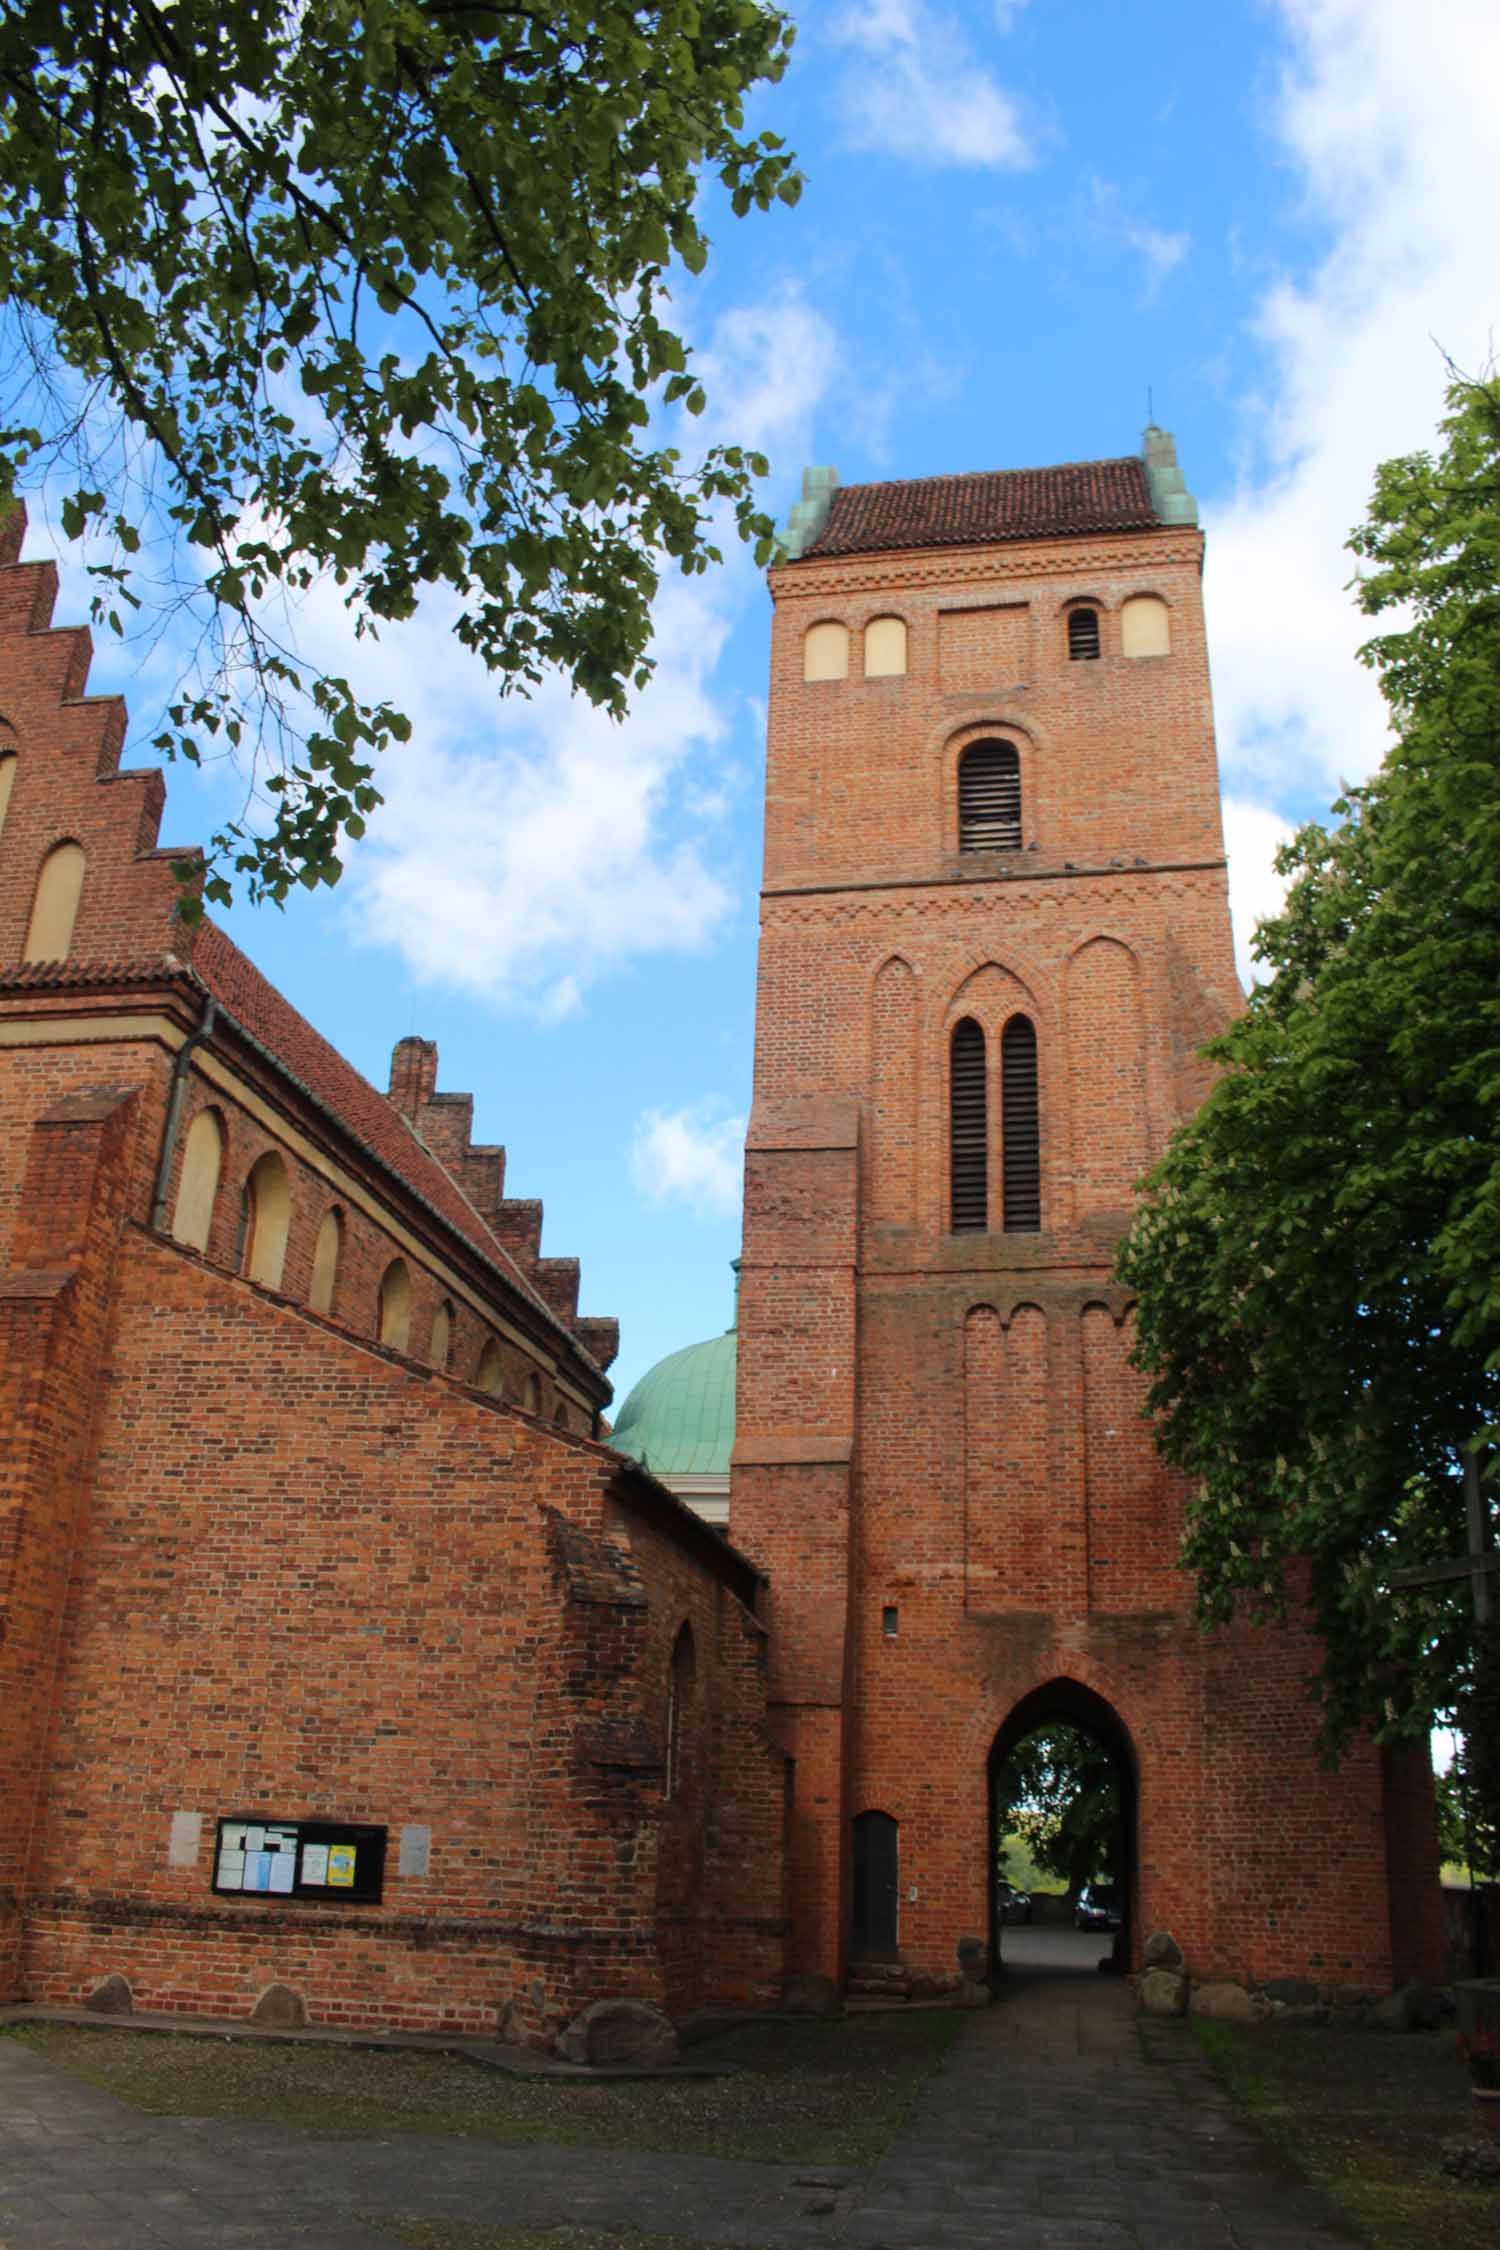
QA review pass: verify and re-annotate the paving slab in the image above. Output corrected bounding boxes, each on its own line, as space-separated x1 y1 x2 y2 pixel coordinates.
0 1967 1358 2249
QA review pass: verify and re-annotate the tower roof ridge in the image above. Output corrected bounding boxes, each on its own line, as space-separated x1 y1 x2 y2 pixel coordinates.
791 451 1172 562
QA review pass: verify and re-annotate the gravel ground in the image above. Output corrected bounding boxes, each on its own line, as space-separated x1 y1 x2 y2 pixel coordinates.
1193 2018 1500 2250
7 2009 962 2169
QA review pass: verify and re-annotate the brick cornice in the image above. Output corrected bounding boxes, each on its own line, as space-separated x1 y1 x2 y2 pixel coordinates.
770 527 1204 601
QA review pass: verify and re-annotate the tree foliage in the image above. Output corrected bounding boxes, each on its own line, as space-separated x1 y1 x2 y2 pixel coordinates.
995 1724 1122 1895
0 0 800 909
1118 371 1500 1761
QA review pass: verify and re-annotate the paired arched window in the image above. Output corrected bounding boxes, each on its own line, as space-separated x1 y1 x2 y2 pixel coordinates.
378 1258 411 1351
171 1107 224 1252
1068 606 1101 661
240 1151 291 1290
1000 1016 1041 1232
309 1208 343 1315
803 620 849 681
24 839 86 961
957 741 1021 853
430 1298 453 1370
1121 594 1170 657
666 1623 696 1800
864 616 907 677
0 748 16 846
476 1339 506 1398
949 1013 1041 1234
950 1018 987 1233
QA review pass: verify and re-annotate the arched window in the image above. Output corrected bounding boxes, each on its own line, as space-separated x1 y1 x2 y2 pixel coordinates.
524 1371 542 1415
378 1258 411 1351
24 839 86 961
666 1623 696 1799
1001 1015 1041 1233
477 1339 506 1398
241 1151 291 1290
430 1298 453 1369
0 748 16 847
957 741 1021 852
308 1207 343 1315
864 616 907 677
803 620 849 682
950 1017 987 1233
553 1401 569 1429
171 1107 224 1252
1067 606 1101 661
1121 594 1170 658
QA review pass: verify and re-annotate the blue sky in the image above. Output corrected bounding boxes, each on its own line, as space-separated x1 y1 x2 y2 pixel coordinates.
29 0 1500 1412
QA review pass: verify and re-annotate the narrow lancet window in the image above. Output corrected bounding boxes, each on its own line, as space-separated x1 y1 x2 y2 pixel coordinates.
1001 1015 1041 1232
950 1017 988 1232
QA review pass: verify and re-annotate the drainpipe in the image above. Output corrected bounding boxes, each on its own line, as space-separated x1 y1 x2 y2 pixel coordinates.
149 991 218 1233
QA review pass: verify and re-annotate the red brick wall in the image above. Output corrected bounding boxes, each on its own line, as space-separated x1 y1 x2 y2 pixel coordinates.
18 1228 784 2036
733 503 1434 1996
0 1085 145 1997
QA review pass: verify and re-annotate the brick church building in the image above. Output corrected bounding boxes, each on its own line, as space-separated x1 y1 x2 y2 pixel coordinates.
0 502 786 2041
0 422 1442 2040
730 430 1444 1999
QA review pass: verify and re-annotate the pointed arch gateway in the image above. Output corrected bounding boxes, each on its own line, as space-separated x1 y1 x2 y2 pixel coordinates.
988 1678 1137 1980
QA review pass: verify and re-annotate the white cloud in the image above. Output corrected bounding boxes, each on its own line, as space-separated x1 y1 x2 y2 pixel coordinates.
828 0 1034 171
629 1100 746 1219
1222 795 1297 990
1086 178 1190 304
281 286 839 1016
1206 0 1500 807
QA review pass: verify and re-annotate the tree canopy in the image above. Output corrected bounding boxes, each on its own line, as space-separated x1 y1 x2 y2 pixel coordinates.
995 1723 1122 1895
1118 371 1500 1767
0 0 800 909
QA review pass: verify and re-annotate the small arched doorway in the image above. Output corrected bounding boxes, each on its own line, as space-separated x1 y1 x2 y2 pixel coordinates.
988 1678 1137 1979
851 1809 900 1958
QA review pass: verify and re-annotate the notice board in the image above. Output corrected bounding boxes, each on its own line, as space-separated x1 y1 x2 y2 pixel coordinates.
212 1816 387 1903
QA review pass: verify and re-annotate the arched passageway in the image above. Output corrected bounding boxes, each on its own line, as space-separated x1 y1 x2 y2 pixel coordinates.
988 1678 1137 1982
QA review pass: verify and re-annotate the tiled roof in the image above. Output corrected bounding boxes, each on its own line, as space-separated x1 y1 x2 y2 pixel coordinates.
802 457 1159 559
192 923 583 1361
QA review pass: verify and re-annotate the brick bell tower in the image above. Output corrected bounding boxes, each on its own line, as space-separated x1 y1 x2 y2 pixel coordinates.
730 434 1444 2001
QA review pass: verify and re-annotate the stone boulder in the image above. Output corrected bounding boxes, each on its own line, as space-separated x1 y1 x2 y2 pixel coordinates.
1142 1931 1184 1973
1139 1968 1188 2018
251 1982 307 2029
1262 1977 1318 2007
84 1972 133 2016
907 1973 957 2002
1191 1981 1258 2022
956 1935 988 1982
1368 1980 1448 2032
782 1973 843 2019
555 1998 680 2069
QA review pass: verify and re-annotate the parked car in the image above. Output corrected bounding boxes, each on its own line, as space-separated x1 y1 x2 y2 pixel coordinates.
997 1883 1033 1924
1074 1881 1123 1931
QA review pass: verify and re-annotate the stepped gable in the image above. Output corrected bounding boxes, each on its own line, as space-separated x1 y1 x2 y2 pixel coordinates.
193 927 609 1370
385 1035 617 1369
802 455 1159 560
0 501 199 967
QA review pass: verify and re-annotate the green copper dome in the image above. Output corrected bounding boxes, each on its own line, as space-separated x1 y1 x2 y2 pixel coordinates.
611 1325 737 1478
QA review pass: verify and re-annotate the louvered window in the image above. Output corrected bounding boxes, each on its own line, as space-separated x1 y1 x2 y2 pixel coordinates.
1001 1015 1041 1232
950 1018 988 1232
1068 607 1101 661
958 741 1021 853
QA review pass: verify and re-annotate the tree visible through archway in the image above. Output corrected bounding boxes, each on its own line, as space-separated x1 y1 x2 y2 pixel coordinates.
988 1681 1136 1978
995 1722 1121 1902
